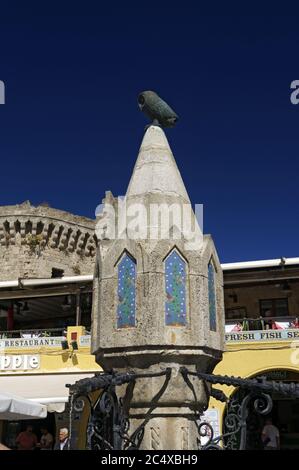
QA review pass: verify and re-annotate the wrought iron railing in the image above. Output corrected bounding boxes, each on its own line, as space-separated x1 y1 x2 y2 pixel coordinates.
225 315 298 331
66 367 299 451
0 327 66 339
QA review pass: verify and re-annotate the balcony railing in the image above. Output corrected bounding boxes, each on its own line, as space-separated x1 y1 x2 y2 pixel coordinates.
0 327 66 339
225 316 299 344
225 316 298 332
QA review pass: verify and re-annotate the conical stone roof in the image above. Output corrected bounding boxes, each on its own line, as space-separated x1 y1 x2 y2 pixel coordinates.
126 125 190 204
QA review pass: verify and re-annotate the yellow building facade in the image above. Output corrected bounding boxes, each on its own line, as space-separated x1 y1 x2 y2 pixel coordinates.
0 326 101 449
199 259 299 449
211 336 299 425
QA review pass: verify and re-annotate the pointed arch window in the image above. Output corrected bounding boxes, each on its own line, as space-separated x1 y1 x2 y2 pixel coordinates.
208 259 217 331
117 252 136 328
165 250 187 326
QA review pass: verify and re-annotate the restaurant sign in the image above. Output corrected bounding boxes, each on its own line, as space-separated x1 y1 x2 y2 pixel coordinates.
0 354 40 371
0 337 64 350
226 328 299 343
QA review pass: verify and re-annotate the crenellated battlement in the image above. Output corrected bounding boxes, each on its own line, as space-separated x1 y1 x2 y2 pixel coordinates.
0 201 97 280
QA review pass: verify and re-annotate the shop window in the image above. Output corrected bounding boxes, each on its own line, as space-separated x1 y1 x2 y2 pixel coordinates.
226 307 247 320
165 250 187 326
259 298 289 318
117 252 136 328
208 259 217 331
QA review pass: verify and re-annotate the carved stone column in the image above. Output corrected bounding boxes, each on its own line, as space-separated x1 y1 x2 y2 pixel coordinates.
92 125 224 450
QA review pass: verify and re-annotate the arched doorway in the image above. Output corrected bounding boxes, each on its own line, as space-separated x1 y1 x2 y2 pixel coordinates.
223 369 299 450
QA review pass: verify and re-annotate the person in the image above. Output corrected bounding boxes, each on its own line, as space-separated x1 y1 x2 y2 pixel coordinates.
15 425 38 450
53 428 72 450
261 418 280 450
38 427 53 450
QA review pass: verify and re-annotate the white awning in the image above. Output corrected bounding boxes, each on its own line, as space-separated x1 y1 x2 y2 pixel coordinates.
0 392 47 420
0 373 96 413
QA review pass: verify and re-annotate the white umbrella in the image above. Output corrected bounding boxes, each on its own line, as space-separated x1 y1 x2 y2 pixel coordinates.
0 392 47 420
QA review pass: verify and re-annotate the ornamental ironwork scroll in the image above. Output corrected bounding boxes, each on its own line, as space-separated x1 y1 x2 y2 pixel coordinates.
66 367 299 451
66 369 171 450
180 368 299 450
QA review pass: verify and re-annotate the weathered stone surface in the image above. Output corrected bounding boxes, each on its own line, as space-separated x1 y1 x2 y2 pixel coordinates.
92 236 223 355
130 416 199 450
126 125 190 203
91 125 225 449
0 201 97 280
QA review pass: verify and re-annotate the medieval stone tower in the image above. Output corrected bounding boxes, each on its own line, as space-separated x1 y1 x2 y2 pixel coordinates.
0 201 96 280
91 125 224 449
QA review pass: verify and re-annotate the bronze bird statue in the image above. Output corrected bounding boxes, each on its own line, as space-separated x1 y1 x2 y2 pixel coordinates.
138 90 179 128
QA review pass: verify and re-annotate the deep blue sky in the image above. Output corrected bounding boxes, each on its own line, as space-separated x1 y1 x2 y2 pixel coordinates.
0 3 298 263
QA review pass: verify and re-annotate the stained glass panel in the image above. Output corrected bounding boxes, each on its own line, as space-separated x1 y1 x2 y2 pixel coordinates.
208 260 217 331
165 250 187 326
117 253 136 328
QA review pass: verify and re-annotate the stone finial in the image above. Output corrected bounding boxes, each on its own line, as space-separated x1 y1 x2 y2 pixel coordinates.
126 125 190 203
